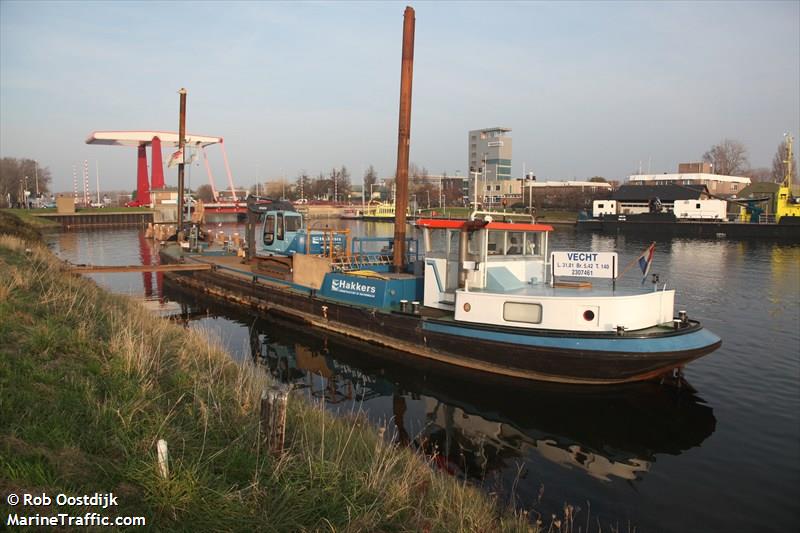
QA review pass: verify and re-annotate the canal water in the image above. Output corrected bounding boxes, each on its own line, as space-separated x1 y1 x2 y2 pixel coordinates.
47 222 800 533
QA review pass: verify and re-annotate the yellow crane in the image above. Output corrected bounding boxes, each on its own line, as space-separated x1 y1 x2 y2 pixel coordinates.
776 134 800 223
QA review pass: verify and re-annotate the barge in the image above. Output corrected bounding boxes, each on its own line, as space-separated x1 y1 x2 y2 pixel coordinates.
160 199 721 385
158 6 719 386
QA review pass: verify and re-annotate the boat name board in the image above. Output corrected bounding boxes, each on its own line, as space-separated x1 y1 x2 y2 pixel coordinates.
330 278 378 298
551 251 618 279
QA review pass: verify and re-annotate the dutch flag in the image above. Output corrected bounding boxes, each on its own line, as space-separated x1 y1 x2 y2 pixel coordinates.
638 242 656 284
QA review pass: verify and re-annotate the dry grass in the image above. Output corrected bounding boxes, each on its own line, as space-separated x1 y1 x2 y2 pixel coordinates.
0 234 544 531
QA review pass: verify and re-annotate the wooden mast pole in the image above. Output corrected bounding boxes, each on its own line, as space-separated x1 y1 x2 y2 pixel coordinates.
177 88 187 240
392 6 415 273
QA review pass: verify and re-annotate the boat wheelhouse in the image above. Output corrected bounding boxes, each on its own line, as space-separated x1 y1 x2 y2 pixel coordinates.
418 217 675 334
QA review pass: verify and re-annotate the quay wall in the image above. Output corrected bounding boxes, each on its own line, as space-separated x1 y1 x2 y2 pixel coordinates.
32 210 154 229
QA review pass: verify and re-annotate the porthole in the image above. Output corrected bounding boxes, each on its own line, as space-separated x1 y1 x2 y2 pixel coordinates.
463 303 471 312
583 310 595 321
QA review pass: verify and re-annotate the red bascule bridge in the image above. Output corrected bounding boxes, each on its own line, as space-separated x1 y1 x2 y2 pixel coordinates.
85 130 246 215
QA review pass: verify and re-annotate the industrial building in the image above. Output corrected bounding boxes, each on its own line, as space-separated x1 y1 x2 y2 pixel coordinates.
628 162 750 196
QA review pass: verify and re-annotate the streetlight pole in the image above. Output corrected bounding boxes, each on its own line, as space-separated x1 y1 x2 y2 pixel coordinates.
528 173 534 214
482 153 487 208
471 168 480 210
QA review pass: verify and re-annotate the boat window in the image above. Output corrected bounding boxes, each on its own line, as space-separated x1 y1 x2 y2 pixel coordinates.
487 230 503 255
506 231 524 255
447 230 459 259
503 302 543 324
525 233 542 256
264 215 275 245
467 230 484 258
285 214 302 232
277 213 285 240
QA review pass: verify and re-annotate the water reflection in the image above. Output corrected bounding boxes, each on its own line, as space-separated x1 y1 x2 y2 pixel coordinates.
46 226 800 532
165 285 716 487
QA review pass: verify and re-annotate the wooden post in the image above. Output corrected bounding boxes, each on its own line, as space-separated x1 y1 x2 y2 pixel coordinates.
260 389 271 447
271 388 288 455
157 439 169 479
260 386 289 455
376 426 385 452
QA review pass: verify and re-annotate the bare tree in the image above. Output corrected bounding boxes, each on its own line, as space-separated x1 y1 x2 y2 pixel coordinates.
363 165 378 201
196 184 216 202
0 157 52 207
309 172 331 200
702 139 749 176
409 163 421 184
441 176 463 206
338 165 351 202
748 168 772 183
771 139 797 183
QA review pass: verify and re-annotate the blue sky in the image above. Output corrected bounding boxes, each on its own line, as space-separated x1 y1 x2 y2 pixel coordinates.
1 0 798 193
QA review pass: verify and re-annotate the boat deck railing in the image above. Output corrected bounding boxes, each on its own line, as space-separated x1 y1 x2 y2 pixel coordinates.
331 254 394 272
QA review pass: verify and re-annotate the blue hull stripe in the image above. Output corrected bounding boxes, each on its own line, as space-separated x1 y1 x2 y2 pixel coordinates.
422 321 721 354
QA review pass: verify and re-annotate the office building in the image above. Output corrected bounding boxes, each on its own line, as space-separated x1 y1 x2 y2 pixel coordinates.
468 127 513 181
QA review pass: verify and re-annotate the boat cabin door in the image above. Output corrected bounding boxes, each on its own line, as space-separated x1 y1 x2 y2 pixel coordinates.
422 226 482 310
422 228 456 309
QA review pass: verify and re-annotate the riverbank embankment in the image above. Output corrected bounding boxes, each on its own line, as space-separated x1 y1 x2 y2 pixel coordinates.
0 209 59 242
0 215 537 531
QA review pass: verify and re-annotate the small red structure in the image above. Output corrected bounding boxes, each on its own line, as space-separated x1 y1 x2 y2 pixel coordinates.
151 136 165 190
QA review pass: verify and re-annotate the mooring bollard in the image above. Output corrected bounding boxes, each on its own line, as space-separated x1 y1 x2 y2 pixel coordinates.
157 439 169 479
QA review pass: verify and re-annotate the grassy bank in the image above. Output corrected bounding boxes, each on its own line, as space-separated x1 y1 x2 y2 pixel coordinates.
0 234 539 531
0 210 58 242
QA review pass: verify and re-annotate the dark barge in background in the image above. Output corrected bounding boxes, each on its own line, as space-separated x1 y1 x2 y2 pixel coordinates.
577 214 800 240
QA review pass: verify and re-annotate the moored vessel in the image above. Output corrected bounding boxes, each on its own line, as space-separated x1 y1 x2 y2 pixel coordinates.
159 5 719 385
160 199 721 385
